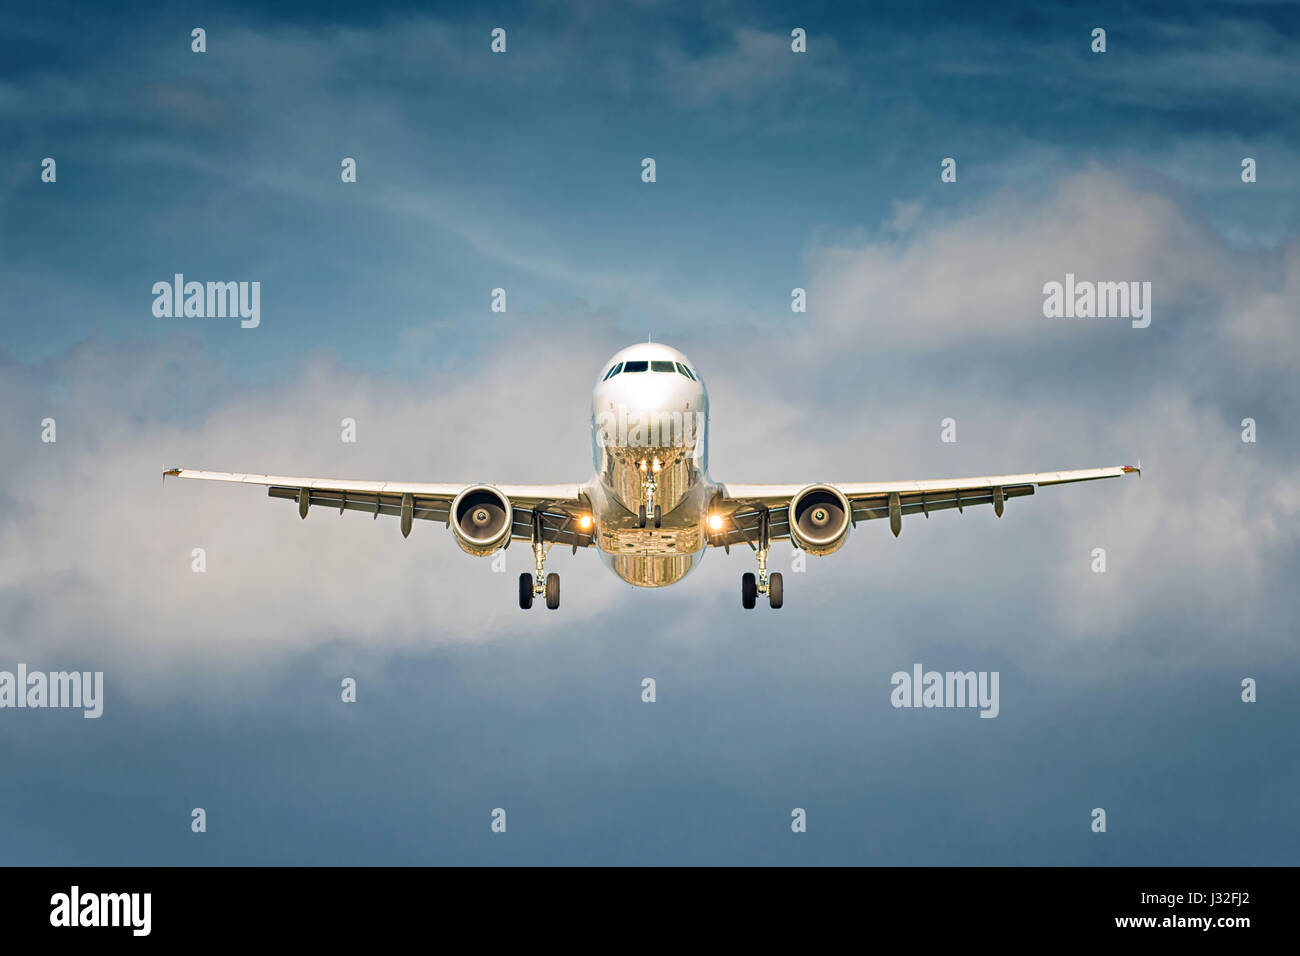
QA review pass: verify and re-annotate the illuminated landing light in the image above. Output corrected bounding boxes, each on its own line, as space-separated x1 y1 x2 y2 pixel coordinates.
579 515 593 530
708 514 723 531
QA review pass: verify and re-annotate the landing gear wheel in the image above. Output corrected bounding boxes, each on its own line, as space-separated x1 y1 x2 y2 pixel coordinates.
768 572 783 609
519 573 534 609
741 572 757 609
638 505 647 528
545 572 560 610
653 504 662 528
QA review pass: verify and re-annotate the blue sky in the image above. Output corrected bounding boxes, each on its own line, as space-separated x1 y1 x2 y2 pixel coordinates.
1 0 1298 864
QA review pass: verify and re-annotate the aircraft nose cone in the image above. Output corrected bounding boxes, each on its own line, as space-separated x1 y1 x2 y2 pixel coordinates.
620 374 699 411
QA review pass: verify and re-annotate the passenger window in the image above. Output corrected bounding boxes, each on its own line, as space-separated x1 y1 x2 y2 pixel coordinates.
675 362 696 381
650 360 675 373
623 360 649 373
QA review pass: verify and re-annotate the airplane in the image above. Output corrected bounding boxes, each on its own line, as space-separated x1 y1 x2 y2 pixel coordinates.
164 342 1139 610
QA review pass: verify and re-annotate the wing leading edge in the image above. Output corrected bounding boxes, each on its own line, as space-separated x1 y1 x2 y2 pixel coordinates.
163 468 595 548
709 464 1139 550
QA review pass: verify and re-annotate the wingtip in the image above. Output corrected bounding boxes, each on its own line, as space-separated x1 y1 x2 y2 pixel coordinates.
1122 462 1141 477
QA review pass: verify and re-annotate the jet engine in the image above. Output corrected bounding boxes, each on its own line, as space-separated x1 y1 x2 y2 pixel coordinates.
450 485 514 556
788 484 851 556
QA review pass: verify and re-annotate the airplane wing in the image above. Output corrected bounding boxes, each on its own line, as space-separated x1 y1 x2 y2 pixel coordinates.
162 468 595 549
708 465 1139 551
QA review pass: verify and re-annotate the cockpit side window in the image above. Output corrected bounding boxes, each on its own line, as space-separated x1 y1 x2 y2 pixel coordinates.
602 362 623 381
650 360 675 373
675 362 696 381
623 360 649 373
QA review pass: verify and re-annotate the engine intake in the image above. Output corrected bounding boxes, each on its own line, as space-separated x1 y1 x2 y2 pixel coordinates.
450 485 513 556
789 484 851 556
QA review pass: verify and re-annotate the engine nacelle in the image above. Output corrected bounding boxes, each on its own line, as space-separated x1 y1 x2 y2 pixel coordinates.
788 484 851 556
450 485 514 556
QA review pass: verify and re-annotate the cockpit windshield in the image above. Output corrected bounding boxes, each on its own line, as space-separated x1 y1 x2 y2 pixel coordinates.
603 358 698 381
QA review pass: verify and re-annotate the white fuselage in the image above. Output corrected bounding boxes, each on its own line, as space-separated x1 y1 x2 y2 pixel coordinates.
587 344 714 587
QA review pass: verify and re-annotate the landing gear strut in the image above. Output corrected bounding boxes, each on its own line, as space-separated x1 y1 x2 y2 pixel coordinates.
638 459 662 528
519 510 561 610
741 508 782 609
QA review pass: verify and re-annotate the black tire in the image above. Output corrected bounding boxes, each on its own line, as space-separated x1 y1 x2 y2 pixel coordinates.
518 573 533 609
545 572 560 610
653 504 662 528
638 505 647 528
741 572 757 609
768 572 783 609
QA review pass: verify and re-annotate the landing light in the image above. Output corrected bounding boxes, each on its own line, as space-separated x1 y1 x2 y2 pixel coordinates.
579 515 592 530
708 514 723 531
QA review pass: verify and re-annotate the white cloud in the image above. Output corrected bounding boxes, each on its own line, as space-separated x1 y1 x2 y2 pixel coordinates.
806 165 1237 351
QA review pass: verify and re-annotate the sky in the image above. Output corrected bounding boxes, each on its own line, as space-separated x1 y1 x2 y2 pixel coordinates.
1 0 1298 864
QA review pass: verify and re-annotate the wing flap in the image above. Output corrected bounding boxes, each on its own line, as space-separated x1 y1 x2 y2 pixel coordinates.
850 483 1035 521
266 486 452 523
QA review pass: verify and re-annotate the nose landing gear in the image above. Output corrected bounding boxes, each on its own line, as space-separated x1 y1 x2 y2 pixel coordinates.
637 459 663 528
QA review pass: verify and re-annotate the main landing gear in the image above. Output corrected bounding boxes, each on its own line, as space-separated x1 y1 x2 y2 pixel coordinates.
741 508 782 609
519 510 561 610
